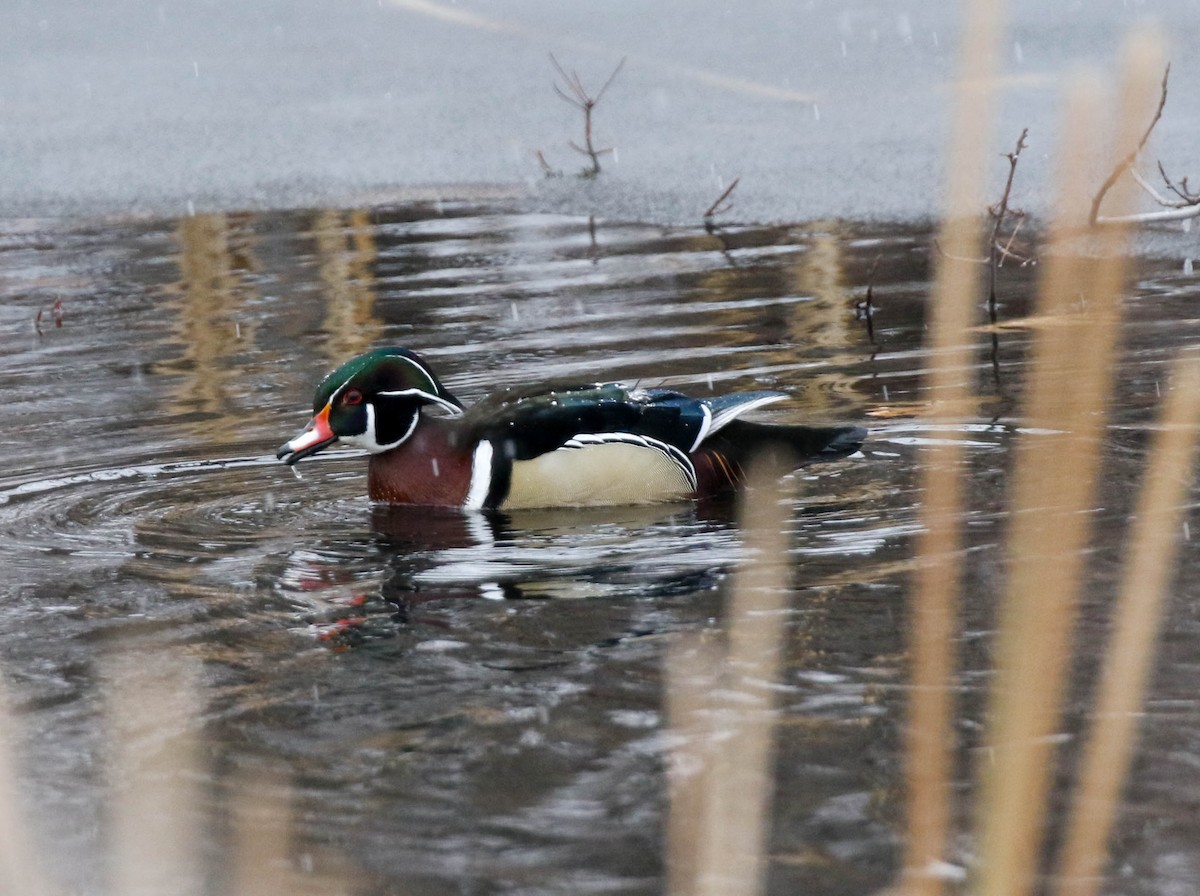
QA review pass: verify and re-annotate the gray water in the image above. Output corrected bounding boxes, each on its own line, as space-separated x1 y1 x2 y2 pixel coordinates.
2 204 1199 894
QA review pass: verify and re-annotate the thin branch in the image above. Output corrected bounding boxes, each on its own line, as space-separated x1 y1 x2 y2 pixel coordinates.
534 150 561 178
1089 63 1171 225
932 237 988 265
1095 204 1200 226
593 57 626 105
996 215 1024 265
1156 160 1200 206
703 177 741 221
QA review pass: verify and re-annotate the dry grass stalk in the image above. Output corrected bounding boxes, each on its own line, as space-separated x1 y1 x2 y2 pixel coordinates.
1052 353 1200 896
901 0 1007 892
975 30 1165 896
666 455 793 896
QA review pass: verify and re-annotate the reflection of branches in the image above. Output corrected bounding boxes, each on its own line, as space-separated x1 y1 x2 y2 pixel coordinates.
549 54 625 178
855 254 881 345
1091 64 1200 225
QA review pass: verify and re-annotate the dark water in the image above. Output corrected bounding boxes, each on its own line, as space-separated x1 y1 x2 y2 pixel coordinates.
1 204 1199 895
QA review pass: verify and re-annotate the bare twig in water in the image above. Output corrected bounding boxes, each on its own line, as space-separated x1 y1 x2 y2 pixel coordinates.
549 54 625 178
1089 63 1200 225
987 128 1035 321
703 177 741 230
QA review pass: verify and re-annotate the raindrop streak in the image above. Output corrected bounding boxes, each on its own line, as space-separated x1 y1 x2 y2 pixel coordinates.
193 60 200 78
1184 257 1194 275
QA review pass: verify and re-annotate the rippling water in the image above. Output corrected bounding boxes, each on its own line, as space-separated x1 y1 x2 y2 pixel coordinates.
2 204 1199 894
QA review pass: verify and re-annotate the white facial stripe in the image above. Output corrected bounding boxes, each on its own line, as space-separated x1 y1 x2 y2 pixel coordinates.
376 388 463 416
464 441 494 510
339 403 420 454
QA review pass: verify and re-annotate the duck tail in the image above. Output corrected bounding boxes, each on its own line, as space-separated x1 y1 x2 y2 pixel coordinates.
726 420 867 461
692 421 866 493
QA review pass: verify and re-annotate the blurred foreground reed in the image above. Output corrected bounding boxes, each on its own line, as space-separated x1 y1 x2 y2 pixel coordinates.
662 12 1197 896
0 654 357 896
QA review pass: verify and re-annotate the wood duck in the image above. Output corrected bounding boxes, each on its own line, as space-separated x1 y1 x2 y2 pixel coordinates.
276 347 866 510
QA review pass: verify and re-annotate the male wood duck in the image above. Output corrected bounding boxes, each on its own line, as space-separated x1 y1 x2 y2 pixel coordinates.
277 347 866 510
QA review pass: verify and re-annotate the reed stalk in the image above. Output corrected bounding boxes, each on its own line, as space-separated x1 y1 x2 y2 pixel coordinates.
666 457 793 896
1053 353 1200 896
901 0 1006 891
975 30 1165 896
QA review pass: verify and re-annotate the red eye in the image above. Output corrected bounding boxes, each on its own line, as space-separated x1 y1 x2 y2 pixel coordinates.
343 389 364 406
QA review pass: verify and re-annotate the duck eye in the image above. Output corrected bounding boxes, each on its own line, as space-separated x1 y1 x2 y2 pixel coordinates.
343 389 364 406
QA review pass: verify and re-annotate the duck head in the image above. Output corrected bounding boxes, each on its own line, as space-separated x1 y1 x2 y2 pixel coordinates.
276 347 463 465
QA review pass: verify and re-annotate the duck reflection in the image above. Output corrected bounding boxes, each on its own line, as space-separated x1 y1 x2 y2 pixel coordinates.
286 499 742 645
371 500 740 609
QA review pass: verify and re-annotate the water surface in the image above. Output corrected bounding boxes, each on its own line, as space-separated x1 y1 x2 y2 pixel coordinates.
2 203 1199 894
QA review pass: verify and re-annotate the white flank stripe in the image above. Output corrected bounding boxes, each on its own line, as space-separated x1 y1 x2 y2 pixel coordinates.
464 441 494 509
689 404 714 452
709 394 786 434
561 431 697 491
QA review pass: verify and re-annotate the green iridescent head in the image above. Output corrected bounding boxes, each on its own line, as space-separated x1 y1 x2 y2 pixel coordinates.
277 347 463 465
